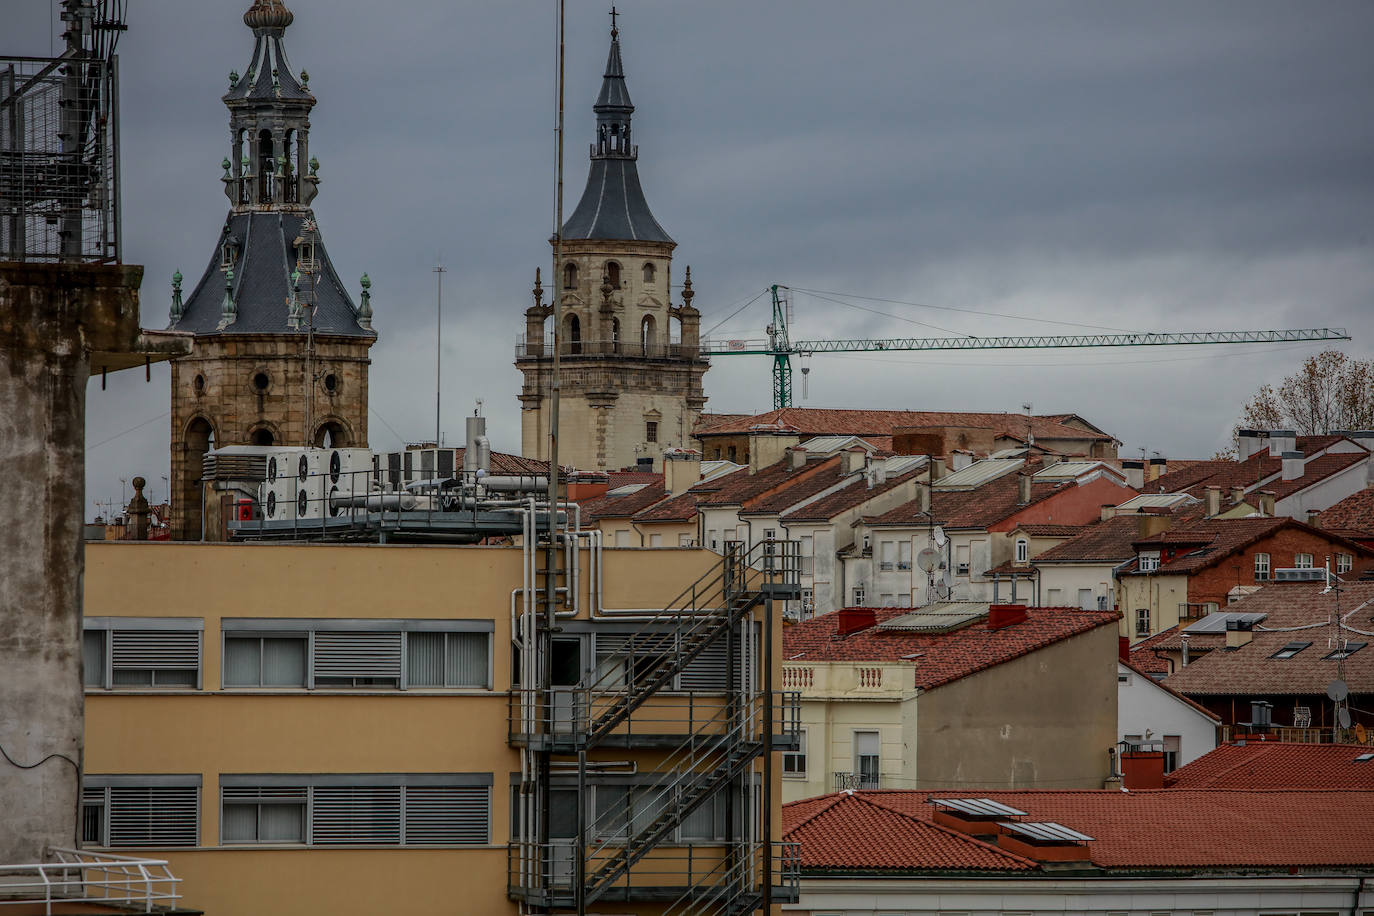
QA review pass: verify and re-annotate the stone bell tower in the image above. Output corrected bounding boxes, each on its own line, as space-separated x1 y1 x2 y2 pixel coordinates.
517 14 708 472
167 0 376 539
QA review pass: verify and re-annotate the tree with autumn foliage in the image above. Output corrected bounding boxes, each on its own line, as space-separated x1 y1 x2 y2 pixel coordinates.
1238 350 1374 435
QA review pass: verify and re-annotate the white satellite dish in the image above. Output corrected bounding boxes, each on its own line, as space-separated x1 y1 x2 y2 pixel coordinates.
1338 707 1352 729
932 526 947 548
917 548 939 573
1328 679 1350 701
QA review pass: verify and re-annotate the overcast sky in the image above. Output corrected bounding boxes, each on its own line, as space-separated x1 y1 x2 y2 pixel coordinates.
13 1 1373 513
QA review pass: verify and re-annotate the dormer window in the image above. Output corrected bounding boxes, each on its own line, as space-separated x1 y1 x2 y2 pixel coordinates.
1015 538 1028 564
220 237 239 272
1138 552 1160 573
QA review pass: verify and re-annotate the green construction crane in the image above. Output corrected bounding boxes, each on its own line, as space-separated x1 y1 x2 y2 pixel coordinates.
703 284 1353 409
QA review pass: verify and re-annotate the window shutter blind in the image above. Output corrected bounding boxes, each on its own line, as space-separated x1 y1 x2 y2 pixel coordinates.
314 632 401 679
111 630 199 670
445 633 488 687
108 786 199 847
311 786 401 844
403 786 489 845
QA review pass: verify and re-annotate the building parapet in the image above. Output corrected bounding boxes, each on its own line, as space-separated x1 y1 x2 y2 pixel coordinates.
783 661 914 699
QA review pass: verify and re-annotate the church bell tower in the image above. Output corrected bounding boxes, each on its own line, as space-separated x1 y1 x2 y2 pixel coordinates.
517 14 708 472
167 0 377 539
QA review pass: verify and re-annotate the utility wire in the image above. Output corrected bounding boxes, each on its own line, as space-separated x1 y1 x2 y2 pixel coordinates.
368 405 407 446
796 288 965 336
87 411 169 450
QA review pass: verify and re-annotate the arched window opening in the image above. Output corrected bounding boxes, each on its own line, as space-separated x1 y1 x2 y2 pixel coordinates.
314 421 350 449
257 129 275 202
235 130 249 204
565 313 582 355
283 129 298 202
642 262 655 285
251 428 274 446
640 314 655 355
563 262 578 290
183 417 215 538
1015 538 1028 564
605 261 621 289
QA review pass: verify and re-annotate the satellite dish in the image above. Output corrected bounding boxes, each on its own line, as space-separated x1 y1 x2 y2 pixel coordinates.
1356 723 1368 744
1338 707 1353 729
1328 679 1350 701
917 548 939 573
932 526 947 548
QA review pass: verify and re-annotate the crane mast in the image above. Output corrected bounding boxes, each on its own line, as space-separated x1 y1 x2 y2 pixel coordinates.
707 285 1353 409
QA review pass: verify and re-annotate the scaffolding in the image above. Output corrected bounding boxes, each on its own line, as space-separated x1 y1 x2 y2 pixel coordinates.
0 2 126 263
510 536 803 914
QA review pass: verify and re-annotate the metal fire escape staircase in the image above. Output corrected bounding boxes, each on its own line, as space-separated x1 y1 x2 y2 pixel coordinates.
510 539 802 914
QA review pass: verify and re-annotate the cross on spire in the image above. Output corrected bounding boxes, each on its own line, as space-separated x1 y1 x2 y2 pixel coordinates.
610 5 619 39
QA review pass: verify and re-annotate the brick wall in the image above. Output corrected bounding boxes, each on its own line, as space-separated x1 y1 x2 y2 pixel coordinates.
1187 526 1374 607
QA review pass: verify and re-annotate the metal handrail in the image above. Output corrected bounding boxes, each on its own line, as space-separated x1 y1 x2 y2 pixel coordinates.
0 848 181 913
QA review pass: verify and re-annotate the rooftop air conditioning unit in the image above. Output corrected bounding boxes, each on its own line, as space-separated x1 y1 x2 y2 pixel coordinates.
326 448 373 517
1273 568 1326 582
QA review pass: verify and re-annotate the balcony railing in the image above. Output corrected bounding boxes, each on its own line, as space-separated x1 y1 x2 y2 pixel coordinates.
1219 725 1374 745
515 338 701 361
0 848 182 912
832 772 882 791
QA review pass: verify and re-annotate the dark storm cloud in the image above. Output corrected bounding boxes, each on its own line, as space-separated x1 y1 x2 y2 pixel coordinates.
9 2 1366 506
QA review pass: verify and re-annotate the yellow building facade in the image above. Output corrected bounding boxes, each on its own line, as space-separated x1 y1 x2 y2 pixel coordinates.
83 541 794 915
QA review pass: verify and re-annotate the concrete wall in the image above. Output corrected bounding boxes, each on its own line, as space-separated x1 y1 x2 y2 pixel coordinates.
915 623 1118 789
1039 562 1119 611
0 263 147 865
1117 663 1218 769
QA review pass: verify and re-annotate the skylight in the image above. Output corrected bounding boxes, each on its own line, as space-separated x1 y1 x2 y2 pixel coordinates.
1324 641 1367 660
1270 641 1312 659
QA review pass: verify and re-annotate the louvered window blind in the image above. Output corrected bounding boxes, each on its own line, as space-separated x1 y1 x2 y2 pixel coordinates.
82 779 200 847
83 620 202 689
314 631 402 686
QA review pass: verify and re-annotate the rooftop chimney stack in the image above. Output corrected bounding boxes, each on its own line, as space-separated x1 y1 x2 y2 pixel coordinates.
839 445 866 476
1229 485 1245 506
1148 456 1167 481
789 444 808 471
1258 490 1276 517
1226 618 1254 648
951 450 974 471
1204 485 1221 518
1121 459 1145 490
917 480 932 514
1017 472 1031 506
1268 429 1297 458
1281 451 1304 481
1237 429 1266 460
663 448 702 496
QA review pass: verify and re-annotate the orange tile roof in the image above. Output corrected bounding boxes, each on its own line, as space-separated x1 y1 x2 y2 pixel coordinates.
1319 485 1374 536
792 789 1374 870
782 467 925 522
577 484 669 522
866 473 1068 531
693 407 1116 443
693 455 839 508
632 490 699 523
1149 437 1369 500
783 606 1119 690
1165 742 1374 789
1034 515 1144 563
784 792 1036 873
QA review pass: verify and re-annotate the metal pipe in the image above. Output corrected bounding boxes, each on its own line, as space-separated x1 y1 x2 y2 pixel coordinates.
482 475 548 492
330 492 416 511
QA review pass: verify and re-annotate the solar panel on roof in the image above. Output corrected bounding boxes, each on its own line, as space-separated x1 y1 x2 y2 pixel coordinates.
999 821 1094 843
1032 461 1101 480
883 455 927 475
932 459 1023 491
1185 611 1268 634
1115 493 1198 510
878 603 991 632
931 798 1027 818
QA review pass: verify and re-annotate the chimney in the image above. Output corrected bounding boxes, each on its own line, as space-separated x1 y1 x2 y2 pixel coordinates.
1268 429 1296 457
840 445 866 475
1136 511 1172 539
836 607 876 636
1249 699 1273 732
1017 472 1031 506
987 604 1028 630
663 448 702 496
1148 456 1167 481
1237 429 1266 460
951 449 974 471
1225 618 1253 648
1204 485 1221 518
1229 485 1245 506
1121 459 1145 490
1306 508 1321 526
916 481 932 514
1258 490 1275 517
789 444 808 470
1180 633 1190 667
1281 451 1304 481
1101 503 1115 522
747 427 801 474
1120 748 1165 790
1118 636 1130 663
928 457 946 481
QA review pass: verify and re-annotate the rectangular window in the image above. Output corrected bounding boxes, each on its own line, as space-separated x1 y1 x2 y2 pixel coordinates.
955 545 970 577
879 541 895 571
898 541 912 571
1135 608 1150 637
1015 538 1028 563
851 586 865 606
83 619 203 689
783 729 807 778
1337 553 1353 574
1163 735 1180 773
880 593 897 607
1325 641 1367 661
1078 588 1095 611
799 535 814 576
1254 553 1271 580
1294 553 1313 569
222 620 493 691
648 533 662 547
854 731 880 789
1138 553 1160 572
645 421 658 443
678 534 694 547
222 775 490 846
82 776 201 848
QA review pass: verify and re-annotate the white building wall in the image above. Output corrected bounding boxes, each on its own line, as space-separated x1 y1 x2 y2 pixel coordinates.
1117 661 1218 769
1275 458 1372 520
1038 562 1119 610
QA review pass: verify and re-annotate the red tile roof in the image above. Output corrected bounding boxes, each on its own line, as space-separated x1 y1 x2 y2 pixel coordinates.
784 792 1036 873
1319 485 1374 536
693 408 1116 444
792 789 1374 870
1127 517 1290 574
448 449 549 476
1015 523 1085 538
780 467 924 523
607 470 663 487
693 455 839 508
1149 437 1369 500
1034 515 1144 563
1165 742 1374 789
866 473 1069 531
783 606 1119 690
740 462 849 517
1127 625 1225 676
632 490 699 523
577 484 669 522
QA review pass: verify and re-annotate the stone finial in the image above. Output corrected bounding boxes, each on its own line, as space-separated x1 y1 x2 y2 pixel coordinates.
127 477 150 541
218 266 237 329
275 154 287 178
242 154 251 173
221 157 232 179
681 265 695 308
532 267 544 309
357 273 373 330
169 270 184 324
300 69 310 89
600 272 614 304
229 70 239 87
308 156 319 177
244 0 294 31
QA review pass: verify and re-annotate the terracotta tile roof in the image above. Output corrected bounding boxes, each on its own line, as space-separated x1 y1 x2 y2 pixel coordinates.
983 560 1038 577
1165 742 1374 789
740 462 849 517
607 470 662 487
451 449 549 476
692 412 752 433
632 490 699 523
780 467 924 523
1149 438 1369 500
783 606 1119 690
1162 581 1374 696
1034 515 1144 563
1319 485 1374 536
865 473 1070 531
1264 452 1368 500
1127 517 1374 576
784 792 1036 873
800 789 1374 870
693 408 1115 444
693 455 839 508
1015 523 1085 538
577 484 669 522
1128 629 1180 675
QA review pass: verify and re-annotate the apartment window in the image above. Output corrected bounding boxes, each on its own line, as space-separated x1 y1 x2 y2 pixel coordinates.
800 587 815 619
1271 641 1312 659
1325 641 1367 661
83 618 202 689
879 541 895 571
1337 553 1353 574
1138 553 1160 573
1294 553 1314 569
799 535 814 576
648 533 663 547
222 619 492 690
898 541 912 571
222 774 491 846
678 534 694 547
1015 537 1028 564
783 730 807 778
955 544 970 577
851 586 865 606
1163 735 1180 773
645 420 658 444
1254 552 1271 581
854 731 880 789
1135 608 1150 637
82 776 201 848
880 593 897 607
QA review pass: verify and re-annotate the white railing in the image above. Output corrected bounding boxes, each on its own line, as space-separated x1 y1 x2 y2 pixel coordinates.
0 848 181 914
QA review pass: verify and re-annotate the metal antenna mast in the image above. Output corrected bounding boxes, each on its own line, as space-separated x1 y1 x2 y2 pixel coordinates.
435 260 446 446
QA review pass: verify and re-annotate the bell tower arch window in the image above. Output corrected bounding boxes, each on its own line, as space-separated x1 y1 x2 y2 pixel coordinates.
611 317 621 353
640 315 655 355
605 261 621 289
563 262 578 290
642 262 655 285
565 313 582 355
257 129 275 202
